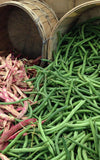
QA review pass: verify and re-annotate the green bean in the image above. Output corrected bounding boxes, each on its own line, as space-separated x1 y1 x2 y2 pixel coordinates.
27 104 33 118
9 140 24 144
47 136 56 153
25 65 43 70
51 132 85 160
9 146 47 153
0 97 29 105
6 152 20 158
78 133 92 159
32 151 47 160
89 118 98 153
38 116 54 156
65 81 73 105
71 150 75 160
67 136 97 155
23 135 28 148
50 69 67 81
61 60 68 72
26 151 37 160
55 128 72 154
89 68 99 78
50 151 64 160
46 100 85 133
25 91 45 96
98 137 100 160
76 155 79 160
81 50 87 74
83 114 87 120
82 144 88 160
55 50 61 66
89 78 100 86
10 158 17 160
64 36 76 60
88 41 98 55
68 132 85 151
62 137 70 160
74 114 80 120
34 136 39 145
78 146 83 160
24 77 36 82
74 36 96 47
47 115 62 127
44 77 53 111
45 105 68 124
86 106 100 114
74 87 100 110
56 33 67 53
33 89 55 114
48 117 100 134
35 74 44 91
76 109 94 114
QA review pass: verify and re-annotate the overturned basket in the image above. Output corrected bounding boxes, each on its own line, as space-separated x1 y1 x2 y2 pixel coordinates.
0 0 58 59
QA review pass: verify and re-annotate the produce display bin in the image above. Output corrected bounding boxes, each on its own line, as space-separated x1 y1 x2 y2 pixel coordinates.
48 0 100 59
0 0 58 59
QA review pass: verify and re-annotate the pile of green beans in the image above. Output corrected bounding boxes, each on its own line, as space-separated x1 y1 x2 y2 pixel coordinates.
3 17 100 159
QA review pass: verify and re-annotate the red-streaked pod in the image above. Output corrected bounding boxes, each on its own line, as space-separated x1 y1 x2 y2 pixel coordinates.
17 101 28 119
0 118 37 144
0 113 14 121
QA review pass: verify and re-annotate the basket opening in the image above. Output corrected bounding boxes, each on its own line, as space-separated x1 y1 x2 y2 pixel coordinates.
0 5 42 59
64 6 100 33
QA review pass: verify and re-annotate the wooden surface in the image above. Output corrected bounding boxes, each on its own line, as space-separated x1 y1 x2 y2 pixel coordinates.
41 0 74 19
0 0 8 3
75 0 94 6
41 0 96 19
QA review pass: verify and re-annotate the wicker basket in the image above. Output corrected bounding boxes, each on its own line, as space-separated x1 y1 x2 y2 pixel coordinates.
0 0 58 59
48 0 100 59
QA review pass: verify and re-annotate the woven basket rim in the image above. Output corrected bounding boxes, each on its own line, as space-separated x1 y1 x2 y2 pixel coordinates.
62 0 100 18
48 0 100 60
